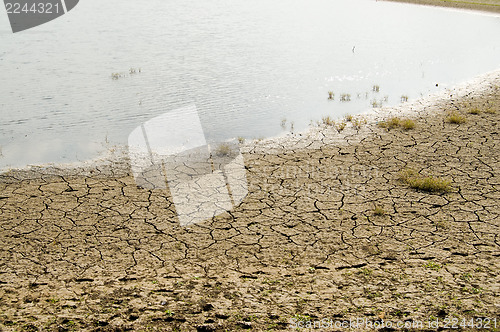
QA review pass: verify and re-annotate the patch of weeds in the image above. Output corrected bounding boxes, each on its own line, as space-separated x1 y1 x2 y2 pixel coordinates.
378 117 400 129
336 121 347 132
308 267 316 273
353 117 366 130
371 99 381 108
214 143 231 157
399 169 451 193
328 91 334 100
165 309 174 316
401 95 409 102
468 108 480 115
47 298 59 304
423 261 442 271
344 114 353 122
460 273 472 282
484 108 496 114
359 268 373 276
446 112 466 124
237 136 245 144
373 206 385 216
373 85 380 92
401 119 415 130
291 314 311 322
321 116 335 126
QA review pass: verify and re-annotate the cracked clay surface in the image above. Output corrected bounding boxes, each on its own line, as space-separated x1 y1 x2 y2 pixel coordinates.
0 77 499 331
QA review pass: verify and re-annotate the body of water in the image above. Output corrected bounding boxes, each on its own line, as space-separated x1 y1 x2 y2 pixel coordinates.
1 0 499 170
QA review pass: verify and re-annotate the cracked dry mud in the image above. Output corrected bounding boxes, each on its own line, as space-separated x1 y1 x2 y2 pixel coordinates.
1 78 499 331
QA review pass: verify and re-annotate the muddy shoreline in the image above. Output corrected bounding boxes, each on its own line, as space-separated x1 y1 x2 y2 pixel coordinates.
381 0 500 14
1 67 499 331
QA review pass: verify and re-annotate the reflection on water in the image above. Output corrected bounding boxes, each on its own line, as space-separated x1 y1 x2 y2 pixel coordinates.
0 0 499 170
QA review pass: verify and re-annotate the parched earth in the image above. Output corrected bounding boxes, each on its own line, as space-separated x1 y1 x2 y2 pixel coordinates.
0 75 499 331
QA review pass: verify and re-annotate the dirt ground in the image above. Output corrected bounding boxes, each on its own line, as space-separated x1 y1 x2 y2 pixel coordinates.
382 0 500 14
1 66 499 331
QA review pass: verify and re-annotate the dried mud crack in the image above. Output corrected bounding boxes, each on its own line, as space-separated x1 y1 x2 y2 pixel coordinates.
1 78 499 331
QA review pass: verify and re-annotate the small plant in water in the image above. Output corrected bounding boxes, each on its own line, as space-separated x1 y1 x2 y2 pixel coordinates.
111 73 122 80
401 95 409 103
328 91 334 100
280 118 287 129
340 93 351 102
446 112 466 124
373 85 380 93
371 99 381 108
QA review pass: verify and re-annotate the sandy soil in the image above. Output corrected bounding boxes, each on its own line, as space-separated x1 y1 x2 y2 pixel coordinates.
382 0 500 14
1 67 499 331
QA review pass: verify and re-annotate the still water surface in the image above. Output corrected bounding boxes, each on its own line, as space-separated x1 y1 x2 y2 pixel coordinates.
0 0 499 170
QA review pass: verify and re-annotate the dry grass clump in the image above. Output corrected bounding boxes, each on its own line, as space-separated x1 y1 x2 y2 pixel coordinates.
214 143 232 157
399 169 451 193
336 121 347 132
344 114 353 122
378 117 415 131
446 112 466 124
401 119 415 130
373 206 386 216
321 116 335 126
467 108 480 115
484 108 496 114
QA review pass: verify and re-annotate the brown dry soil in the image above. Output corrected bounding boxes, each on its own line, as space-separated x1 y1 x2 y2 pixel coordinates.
1 81 500 331
382 0 500 13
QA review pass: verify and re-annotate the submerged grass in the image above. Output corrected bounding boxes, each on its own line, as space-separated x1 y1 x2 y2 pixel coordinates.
399 169 451 193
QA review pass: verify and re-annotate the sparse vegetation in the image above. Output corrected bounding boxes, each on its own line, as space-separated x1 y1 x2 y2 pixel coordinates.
423 261 442 271
446 112 466 124
321 116 335 126
399 169 451 193
484 108 496 114
468 108 480 115
401 95 409 102
214 143 232 157
280 118 287 129
378 117 415 130
336 121 347 132
373 206 386 216
373 85 380 93
328 91 334 100
344 114 353 122
340 93 351 102
401 119 415 130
